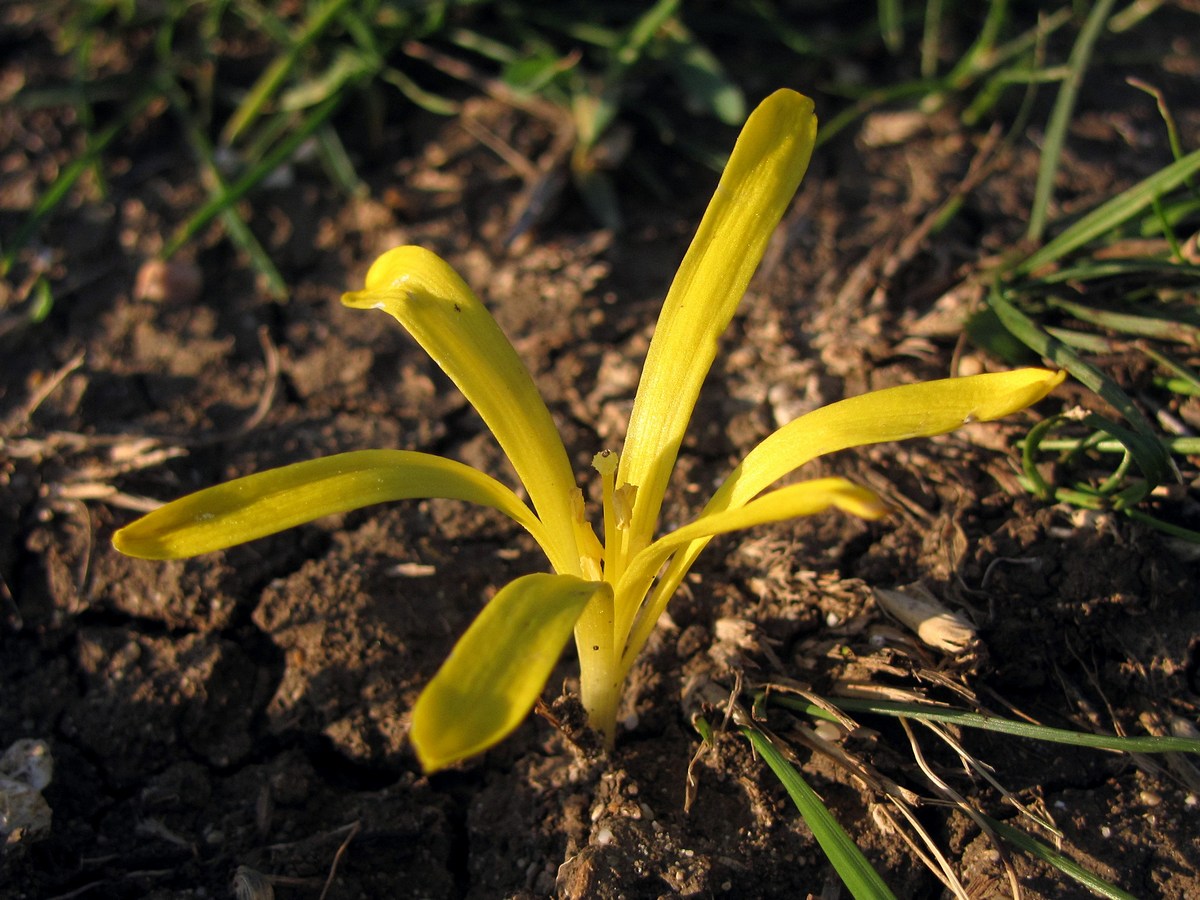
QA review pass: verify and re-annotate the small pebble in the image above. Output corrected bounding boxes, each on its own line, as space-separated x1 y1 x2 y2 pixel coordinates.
813 720 842 742
134 259 203 304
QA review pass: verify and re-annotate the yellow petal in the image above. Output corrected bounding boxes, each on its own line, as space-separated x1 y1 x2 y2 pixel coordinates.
628 369 1065 659
112 449 553 562
342 247 580 575
712 369 1066 514
411 573 610 772
616 478 886 662
615 89 818 570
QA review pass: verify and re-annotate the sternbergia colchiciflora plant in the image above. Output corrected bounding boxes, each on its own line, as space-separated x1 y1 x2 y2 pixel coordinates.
114 90 1064 770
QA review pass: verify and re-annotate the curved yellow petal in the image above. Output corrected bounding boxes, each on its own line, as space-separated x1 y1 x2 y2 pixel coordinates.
625 369 1065 664
411 573 610 772
112 449 552 561
616 478 886 666
615 89 818 571
342 247 580 575
712 369 1066 513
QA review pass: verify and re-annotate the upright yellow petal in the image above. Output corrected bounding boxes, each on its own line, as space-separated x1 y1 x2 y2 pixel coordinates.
615 89 818 572
113 449 553 562
411 573 610 772
343 247 580 575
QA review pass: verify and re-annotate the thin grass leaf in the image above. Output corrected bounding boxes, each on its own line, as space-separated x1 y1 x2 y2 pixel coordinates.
222 0 356 145
1138 195 1200 235
815 80 939 148
1041 326 1114 352
510 11 623 50
163 78 288 299
877 0 904 52
962 63 1067 125
229 0 292 46
2 88 155 276
942 0 1013 87
663 24 745 125
1124 506 1200 542
446 27 525 63
1045 297 1200 343
1015 146 1200 275
986 288 1173 483
1026 0 1118 242
1038 258 1200 283
164 91 346 260
314 124 363 197
1029 478 1200 539
277 48 376 111
1030 435 1200 454
1142 346 1200 394
575 0 680 145
919 0 943 77
619 0 680 65
28 276 54 323
744 0 821 54
1128 77 1192 181
778 696 1200 755
980 814 1137 900
741 726 898 900
381 66 459 115
1029 412 1156 507
1150 195 1186 259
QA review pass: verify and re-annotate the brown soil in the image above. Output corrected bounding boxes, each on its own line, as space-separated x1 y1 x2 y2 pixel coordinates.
3 7 1199 899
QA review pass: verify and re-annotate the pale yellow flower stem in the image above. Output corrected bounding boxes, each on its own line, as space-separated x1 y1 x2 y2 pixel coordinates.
574 450 624 747
574 586 619 748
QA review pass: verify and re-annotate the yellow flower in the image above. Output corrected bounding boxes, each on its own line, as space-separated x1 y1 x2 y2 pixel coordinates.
114 90 1063 772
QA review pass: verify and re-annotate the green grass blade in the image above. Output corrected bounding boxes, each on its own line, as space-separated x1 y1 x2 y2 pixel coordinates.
877 0 903 52
1031 435 1200 454
277 48 376 111
919 0 943 77
164 91 345 259
620 0 680 63
222 0 356 145
1026 0 1118 242
815 79 939 148
1041 326 1113 353
1014 146 1200 275
943 0 1012 87
2 89 155 275
745 0 821 55
741 726 898 900
162 77 288 299
986 288 1173 483
777 696 1200 755
664 25 745 125
1128 77 1192 177
1142 346 1200 394
1037 258 1200 283
1045 296 1200 343
980 814 1137 900
381 67 460 115
313 124 363 197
